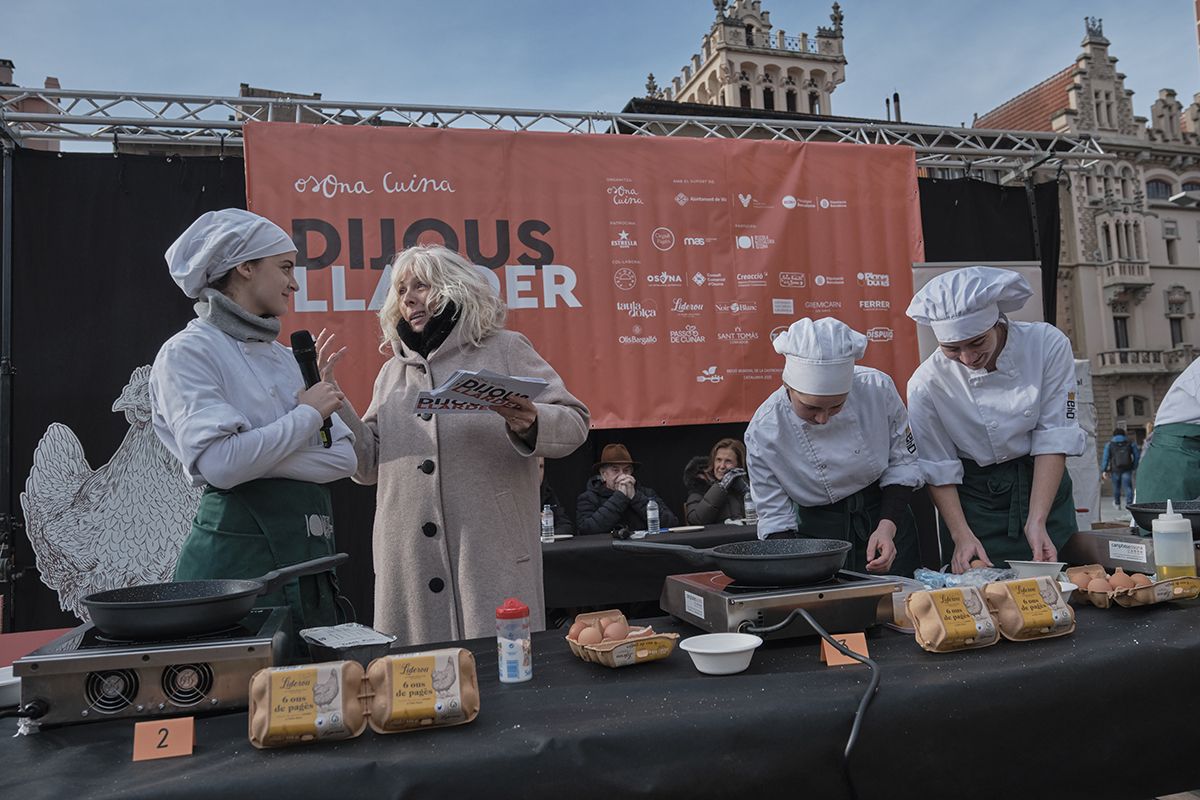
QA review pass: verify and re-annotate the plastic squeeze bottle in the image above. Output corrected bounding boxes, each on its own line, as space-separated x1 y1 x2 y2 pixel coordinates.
1152 500 1197 581
496 597 533 683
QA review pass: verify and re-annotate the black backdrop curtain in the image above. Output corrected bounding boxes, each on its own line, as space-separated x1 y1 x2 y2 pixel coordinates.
2 150 1057 631
918 176 1061 324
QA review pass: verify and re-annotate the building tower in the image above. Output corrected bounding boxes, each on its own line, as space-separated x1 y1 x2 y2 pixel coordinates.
661 1 847 115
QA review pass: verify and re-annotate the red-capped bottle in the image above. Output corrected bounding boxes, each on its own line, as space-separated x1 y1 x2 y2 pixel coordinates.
495 597 532 683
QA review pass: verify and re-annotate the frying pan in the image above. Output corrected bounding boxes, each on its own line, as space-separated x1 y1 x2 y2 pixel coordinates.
612 538 850 586
1126 500 1200 537
82 554 349 639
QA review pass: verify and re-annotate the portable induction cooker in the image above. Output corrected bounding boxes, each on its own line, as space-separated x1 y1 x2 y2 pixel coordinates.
661 570 900 640
12 606 289 727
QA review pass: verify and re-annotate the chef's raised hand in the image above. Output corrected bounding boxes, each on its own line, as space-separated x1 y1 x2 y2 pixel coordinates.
864 519 897 573
316 327 348 384
1024 520 1058 563
951 535 993 574
298 382 345 419
493 395 538 436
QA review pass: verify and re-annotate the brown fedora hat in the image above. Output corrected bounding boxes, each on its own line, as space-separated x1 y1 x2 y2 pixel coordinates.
593 443 639 471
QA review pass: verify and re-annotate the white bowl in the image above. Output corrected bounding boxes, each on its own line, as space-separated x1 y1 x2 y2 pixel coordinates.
1006 560 1067 579
679 633 763 675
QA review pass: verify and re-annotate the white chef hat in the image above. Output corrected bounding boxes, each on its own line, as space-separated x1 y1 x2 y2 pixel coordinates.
773 317 867 395
905 266 1033 342
165 208 296 298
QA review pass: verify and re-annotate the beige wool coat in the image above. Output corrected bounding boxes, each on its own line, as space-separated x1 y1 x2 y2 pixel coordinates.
341 325 589 646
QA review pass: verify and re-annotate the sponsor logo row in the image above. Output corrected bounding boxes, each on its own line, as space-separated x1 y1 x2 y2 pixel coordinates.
613 297 894 318
615 322 895 347
614 267 891 291
605 181 850 211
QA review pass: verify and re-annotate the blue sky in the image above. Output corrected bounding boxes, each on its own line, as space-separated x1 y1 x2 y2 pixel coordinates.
5 1 1196 129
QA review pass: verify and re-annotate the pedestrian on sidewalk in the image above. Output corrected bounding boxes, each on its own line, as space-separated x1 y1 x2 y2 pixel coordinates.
1101 428 1139 509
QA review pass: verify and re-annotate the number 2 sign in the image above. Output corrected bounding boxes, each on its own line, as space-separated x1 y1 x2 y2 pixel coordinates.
133 717 195 761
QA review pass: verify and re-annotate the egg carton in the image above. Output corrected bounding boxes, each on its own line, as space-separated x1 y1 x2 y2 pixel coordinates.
564 609 679 668
1065 565 1199 608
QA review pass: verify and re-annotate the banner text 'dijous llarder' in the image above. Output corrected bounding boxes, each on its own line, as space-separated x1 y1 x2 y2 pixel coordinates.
244 123 924 428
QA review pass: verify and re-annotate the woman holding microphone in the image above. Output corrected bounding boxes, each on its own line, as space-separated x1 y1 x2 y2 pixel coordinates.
149 208 357 642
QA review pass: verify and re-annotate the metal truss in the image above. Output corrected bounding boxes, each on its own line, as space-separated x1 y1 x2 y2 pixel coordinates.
0 86 1107 170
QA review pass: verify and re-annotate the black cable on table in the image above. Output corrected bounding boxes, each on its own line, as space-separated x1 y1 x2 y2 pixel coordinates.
744 608 881 800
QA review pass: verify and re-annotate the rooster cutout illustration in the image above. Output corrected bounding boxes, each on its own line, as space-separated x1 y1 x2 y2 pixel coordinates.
20 365 203 620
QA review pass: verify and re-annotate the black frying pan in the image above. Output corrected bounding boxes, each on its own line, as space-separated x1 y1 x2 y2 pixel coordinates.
81 554 349 639
1126 500 1200 537
612 538 850 586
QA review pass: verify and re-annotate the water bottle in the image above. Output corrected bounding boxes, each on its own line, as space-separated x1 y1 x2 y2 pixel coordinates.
646 498 660 535
540 505 555 543
496 597 533 683
743 491 758 524
1152 500 1197 581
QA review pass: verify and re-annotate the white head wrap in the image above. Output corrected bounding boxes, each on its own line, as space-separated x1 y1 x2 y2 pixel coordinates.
165 208 295 298
773 317 867 395
905 266 1033 342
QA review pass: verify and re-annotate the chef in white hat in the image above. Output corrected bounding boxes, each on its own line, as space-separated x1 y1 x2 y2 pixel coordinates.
906 266 1084 573
149 208 357 653
744 317 923 575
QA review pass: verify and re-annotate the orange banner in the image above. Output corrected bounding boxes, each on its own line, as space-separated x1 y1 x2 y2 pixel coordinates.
244 123 924 428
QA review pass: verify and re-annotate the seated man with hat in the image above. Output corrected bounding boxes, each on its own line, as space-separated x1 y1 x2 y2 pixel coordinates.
576 444 679 535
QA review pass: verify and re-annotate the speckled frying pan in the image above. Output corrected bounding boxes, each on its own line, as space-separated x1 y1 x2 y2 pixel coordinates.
81 554 349 639
612 538 850 586
1126 500 1200 537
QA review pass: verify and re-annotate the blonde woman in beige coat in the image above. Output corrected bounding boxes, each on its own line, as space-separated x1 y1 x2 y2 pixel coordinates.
318 245 589 646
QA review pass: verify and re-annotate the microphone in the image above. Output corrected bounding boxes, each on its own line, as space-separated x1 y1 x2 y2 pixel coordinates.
290 329 333 448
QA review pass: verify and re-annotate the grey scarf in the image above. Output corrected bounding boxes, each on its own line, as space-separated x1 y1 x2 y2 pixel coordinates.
195 288 281 343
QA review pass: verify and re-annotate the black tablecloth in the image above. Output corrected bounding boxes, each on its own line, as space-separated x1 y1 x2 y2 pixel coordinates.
541 523 758 607
4 603 1199 800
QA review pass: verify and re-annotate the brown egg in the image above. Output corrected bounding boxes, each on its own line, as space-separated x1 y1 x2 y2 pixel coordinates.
1108 568 1136 590
968 558 985 570
1087 577 1113 594
568 620 587 640
597 616 615 629
577 625 603 645
603 621 630 642
1130 573 1152 587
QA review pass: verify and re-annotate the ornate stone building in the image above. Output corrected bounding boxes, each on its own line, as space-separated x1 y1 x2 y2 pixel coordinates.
652 0 847 115
975 18 1200 450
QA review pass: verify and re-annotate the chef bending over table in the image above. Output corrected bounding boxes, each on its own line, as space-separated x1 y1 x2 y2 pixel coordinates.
744 317 922 576
905 266 1084 573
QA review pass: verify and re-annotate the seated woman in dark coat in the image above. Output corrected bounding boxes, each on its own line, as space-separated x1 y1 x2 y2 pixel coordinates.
576 444 678 535
683 438 749 525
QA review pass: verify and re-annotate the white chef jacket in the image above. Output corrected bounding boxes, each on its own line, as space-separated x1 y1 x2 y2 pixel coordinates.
745 366 923 539
149 318 356 489
1154 357 1200 427
906 320 1085 486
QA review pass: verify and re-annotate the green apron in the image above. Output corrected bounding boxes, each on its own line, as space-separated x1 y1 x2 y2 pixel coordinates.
1134 422 1200 504
174 478 346 656
794 481 921 577
941 456 1076 567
